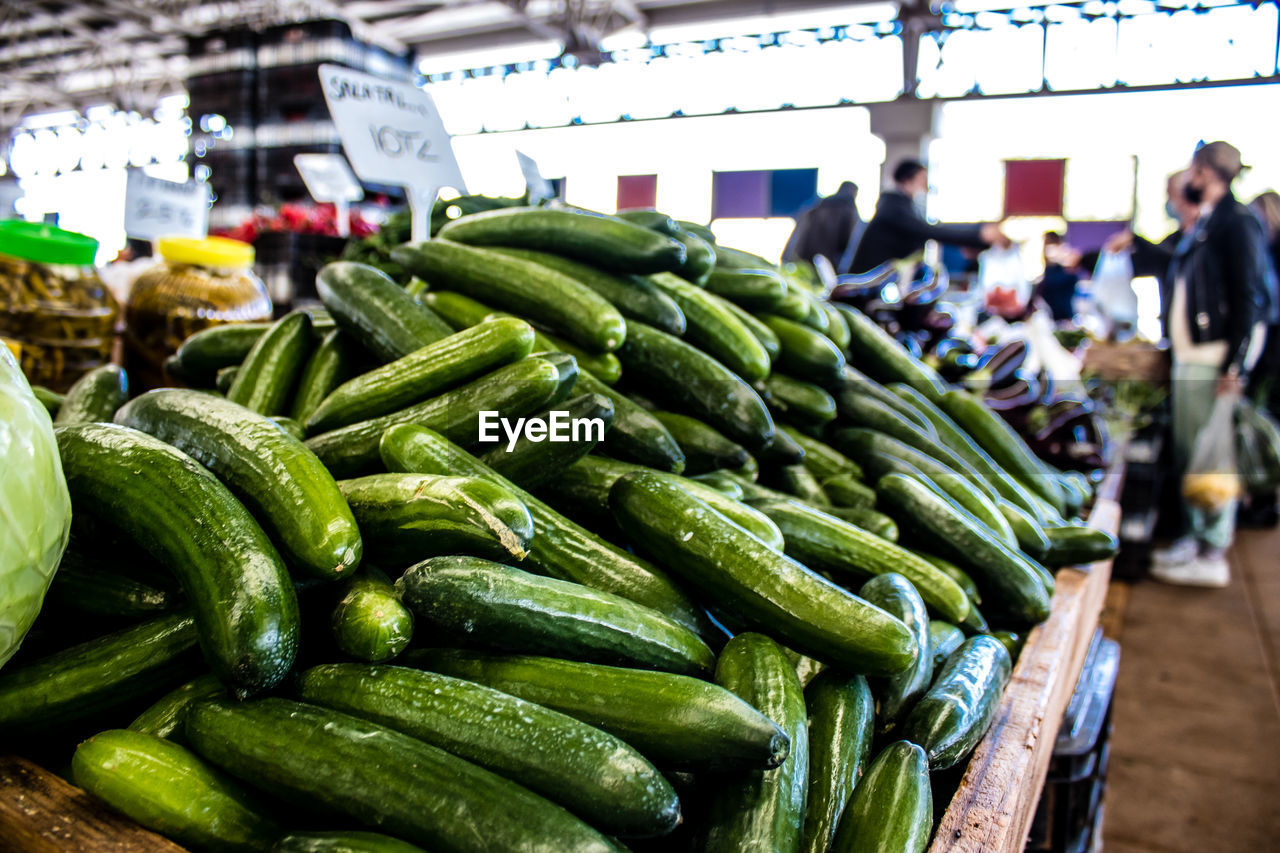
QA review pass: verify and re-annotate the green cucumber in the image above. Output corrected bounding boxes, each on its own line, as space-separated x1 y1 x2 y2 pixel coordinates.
749 498 969 623
579 369 686 471
999 499 1052 560
920 553 981 604
338 473 534 564
46 563 177 617
721 298 782 360
824 505 899 541
929 621 967 678
393 240 627 352
379 425 708 637
418 289 494 330
306 318 536 432
215 365 238 394
837 304 948 402
492 247 687 335
689 471 745 499
772 283 813 322
673 228 716 284
775 464 830 505
820 301 851 349
615 209 678 234
316 262 452 362
73 729 279 851
54 364 128 424
714 244 777 270
610 471 919 675
129 673 225 740
859 573 932 729
876 473 1052 624
31 384 64 414
761 314 846 386
821 474 876 509
479 393 614 488
678 219 717 243
831 741 932 853
903 635 1012 769
186 697 624 852
226 311 313 416
407 649 787 771
534 326 623 385
704 267 786 310
616 321 775 450
289 330 358 424
296 662 679 837
648 272 770 381
55 424 299 695
766 374 837 426
398 556 714 675
332 572 414 663
305 356 563 477
274 831 424 853
650 410 749 475
783 427 861 481
959 601 991 636
799 671 875 853
519 348 577 408
703 633 808 853
170 323 271 384
991 630 1025 661
1042 524 1119 567
759 427 808 467
0 611 198 733
837 368 935 432
115 388 363 580
269 416 305 441
438 206 686 273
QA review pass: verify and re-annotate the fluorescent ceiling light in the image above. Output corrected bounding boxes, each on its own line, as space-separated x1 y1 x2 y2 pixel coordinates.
644 3 899 44
419 40 561 74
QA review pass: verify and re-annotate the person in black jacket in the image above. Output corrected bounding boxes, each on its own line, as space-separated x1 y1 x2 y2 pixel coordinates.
782 181 864 273
848 159 1007 273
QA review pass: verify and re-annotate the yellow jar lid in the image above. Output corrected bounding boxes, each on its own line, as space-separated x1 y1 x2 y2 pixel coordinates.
157 236 254 269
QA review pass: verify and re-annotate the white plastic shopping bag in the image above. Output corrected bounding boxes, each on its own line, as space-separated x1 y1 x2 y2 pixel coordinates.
1183 392 1241 511
1091 251 1138 329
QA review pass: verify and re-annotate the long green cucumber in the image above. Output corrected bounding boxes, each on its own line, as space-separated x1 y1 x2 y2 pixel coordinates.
305 356 563 477
903 635 1011 769
766 374 837 426
649 272 770 381
493 247 687 334
379 425 708 637
55 424 299 695
306 318 536 432
784 426 861 480
617 321 774 450
673 227 716 284
800 671 875 853
749 498 970 624
929 621 967 675
186 697 624 852
73 729 279 851
999 499 1052 559
837 304 948 402
824 505 900 541
407 648 788 771
0 611 198 733
919 553 981 604
615 209 678 234
316 262 452 362
170 323 271 384
1042 524 1119 567
759 427 808 467
215 365 238 394
860 573 932 729
274 832 424 853
289 329 358 424
831 740 932 853
392 240 627 352
398 556 714 675
836 367 935 432
115 389 363 580
575 369 687 472
129 673 225 740
338 473 534 564
821 474 876 509
703 633 808 853
31 384 64 415
437 206 686 274
479 392 614 488
332 572 414 663
529 326 622 384
54 364 128 424
610 471 919 675
704 267 787 311
721 298 782 360
296 663 679 837
820 301 851 349
651 410 749 474
876 473 1051 624
774 463 830 505
226 311 313 416
761 314 846 386
714 244 776 270
46 563 177 617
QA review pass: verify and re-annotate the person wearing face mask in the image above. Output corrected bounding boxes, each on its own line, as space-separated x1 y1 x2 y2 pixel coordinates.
848 159 1009 274
1142 142 1271 587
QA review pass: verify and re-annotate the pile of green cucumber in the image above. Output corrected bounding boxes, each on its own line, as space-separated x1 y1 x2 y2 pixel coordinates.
5 202 1118 853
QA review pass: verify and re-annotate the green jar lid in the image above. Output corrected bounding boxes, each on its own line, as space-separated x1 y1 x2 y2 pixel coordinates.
0 220 99 266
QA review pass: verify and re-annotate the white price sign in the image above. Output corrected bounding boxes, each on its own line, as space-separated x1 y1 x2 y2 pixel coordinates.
124 170 210 240
516 150 554 204
318 64 466 241
294 153 363 238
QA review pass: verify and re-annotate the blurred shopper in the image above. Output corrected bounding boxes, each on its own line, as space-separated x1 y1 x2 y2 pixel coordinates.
1239 191 1280 528
1147 142 1271 586
849 159 1009 273
783 181 864 273
1033 232 1082 322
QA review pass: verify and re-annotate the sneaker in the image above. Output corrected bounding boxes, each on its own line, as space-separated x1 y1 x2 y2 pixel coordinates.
1149 553 1230 588
1152 536 1198 566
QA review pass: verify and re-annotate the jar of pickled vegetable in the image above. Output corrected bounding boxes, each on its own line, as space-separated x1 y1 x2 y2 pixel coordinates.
125 236 271 390
0 221 118 392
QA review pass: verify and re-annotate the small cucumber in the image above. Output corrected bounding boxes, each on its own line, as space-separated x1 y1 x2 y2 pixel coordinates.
170 323 271 384
417 289 495 329
31 385 64 414
479 393 614 488
332 572 414 663
129 673 225 740
774 464 831 506
703 633 808 853
408 648 788 771
289 329 358 424
713 244 777 270
991 630 1025 661
577 370 686 472
226 311 314 416
54 364 128 424
316 262 452 362
903 635 1012 769
678 219 717 243
704 267 787 310
1042 524 1120 567
617 321 775 451
610 471 919 676
800 671 875 853
531 326 623 385
116 388 363 580
759 428 808 467
820 301 851 349
784 427 861 481
860 573 932 729
837 368 935 432
721 298 782 360
920 553 981 604
338 473 534 564
999 499 1052 560
73 729 280 851
824 505 900 542
437 205 686 274
650 410 749 475
766 373 837 427
838 304 948 403
673 228 716 284
929 621 967 675
615 209 678 234
398 556 714 675
648 272 771 381
215 365 238 394
761 314 846 386
831 740 932 853
821 474 876 510
274 831 424 853
46 562 177 617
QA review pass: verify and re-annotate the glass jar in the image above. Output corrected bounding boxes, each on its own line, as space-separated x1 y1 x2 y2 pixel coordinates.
0 221 118 392
125 236 271 390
